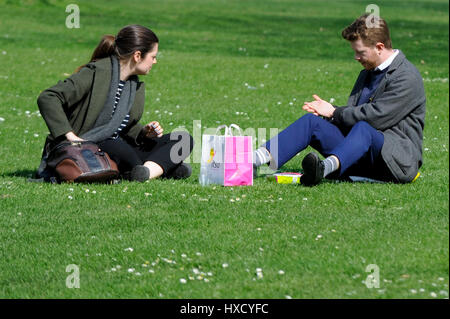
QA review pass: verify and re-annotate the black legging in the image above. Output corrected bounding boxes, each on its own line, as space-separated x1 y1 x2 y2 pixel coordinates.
98 131 193 176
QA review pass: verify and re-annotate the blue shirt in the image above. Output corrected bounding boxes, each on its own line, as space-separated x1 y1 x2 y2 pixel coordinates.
357 67 389 105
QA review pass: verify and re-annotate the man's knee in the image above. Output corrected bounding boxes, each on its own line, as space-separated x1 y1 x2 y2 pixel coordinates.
294 113 323 128
350 121 376 138
352 121 372 131
349 121 383 152
301 113 319 122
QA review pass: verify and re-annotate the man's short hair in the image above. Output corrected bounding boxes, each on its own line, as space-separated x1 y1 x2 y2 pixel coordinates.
342 14 392 49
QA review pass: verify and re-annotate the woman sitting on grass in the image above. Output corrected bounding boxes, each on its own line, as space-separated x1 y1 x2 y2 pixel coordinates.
36 24 193 182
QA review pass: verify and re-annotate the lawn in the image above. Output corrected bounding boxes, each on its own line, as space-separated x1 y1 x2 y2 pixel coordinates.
0 0 448 299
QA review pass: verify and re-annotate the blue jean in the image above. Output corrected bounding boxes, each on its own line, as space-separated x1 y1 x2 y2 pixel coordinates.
264 114 391 179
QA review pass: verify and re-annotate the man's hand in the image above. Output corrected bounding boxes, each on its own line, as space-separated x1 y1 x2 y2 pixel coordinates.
302 94 335 118
143 121 163 138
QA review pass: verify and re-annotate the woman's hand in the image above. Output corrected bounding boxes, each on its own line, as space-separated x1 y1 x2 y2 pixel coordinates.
302 94 335 118
143 121 163 138
65 131 85 142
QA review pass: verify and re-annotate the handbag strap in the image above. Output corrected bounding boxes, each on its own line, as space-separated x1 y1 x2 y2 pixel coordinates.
48 140 97 155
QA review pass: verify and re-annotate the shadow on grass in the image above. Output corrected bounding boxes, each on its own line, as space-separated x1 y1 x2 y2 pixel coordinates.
1 169 37 179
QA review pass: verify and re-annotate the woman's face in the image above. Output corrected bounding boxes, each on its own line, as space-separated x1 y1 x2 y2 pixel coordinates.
134 43 158 75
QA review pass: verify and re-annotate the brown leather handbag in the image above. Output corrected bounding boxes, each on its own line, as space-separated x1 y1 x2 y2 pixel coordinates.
47 141 119 183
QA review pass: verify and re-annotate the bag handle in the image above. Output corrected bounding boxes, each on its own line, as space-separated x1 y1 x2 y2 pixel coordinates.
215 124 243 136
215 125 230 136
49 140 97 155
229 124 243 136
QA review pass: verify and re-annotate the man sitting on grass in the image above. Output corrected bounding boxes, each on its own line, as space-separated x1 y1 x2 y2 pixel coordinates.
253 14 426 186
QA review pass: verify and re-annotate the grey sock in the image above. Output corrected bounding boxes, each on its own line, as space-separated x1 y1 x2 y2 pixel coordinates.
323 156 339 177
254 147 271 167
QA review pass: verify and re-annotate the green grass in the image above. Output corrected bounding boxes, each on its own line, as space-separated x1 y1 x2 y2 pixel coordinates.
0 0 448 298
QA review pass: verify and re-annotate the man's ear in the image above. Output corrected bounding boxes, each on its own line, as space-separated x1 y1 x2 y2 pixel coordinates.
133 50 142 63
375 42 385 54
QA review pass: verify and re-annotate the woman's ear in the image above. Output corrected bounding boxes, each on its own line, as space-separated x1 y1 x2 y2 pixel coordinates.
133 50 142 63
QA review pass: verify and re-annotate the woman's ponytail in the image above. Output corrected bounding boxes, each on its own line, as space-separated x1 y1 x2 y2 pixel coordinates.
75 34 117 73
89 34 117 62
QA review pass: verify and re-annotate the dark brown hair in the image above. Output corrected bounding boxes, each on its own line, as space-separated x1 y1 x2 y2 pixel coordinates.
342 14 392 49
76 24 159 72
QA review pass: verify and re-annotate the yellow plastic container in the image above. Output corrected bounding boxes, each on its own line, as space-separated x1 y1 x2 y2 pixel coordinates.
267 172 303 184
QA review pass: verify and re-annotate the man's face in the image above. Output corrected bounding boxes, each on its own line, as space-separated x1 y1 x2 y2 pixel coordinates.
351 39 380 70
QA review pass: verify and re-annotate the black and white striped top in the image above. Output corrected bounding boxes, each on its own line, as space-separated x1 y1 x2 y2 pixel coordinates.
111 80 130 139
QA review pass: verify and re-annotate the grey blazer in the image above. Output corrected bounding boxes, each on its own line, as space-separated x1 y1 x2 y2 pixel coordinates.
331 50 426 183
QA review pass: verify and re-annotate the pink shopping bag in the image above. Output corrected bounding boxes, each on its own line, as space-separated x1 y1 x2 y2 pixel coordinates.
224 135 253 186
